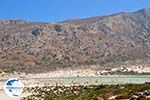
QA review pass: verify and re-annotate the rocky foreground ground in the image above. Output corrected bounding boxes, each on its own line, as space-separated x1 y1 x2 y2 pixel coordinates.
22 83 150 100
1 83 150 100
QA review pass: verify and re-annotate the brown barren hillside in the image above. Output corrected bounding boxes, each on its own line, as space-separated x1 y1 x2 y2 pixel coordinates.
0 8 150 73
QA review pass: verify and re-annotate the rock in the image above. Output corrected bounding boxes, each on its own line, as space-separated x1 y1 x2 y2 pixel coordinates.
0 8 150 71
32 28 43 36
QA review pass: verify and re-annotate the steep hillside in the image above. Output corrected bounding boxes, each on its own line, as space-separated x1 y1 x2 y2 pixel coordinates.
0 8 150 73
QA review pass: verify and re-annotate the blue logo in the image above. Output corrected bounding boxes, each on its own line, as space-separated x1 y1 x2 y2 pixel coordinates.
4 78 24 97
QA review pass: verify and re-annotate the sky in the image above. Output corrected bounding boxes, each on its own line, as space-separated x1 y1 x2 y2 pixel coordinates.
0 0 150 22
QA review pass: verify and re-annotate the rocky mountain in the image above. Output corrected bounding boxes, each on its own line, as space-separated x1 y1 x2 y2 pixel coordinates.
0 8 150 72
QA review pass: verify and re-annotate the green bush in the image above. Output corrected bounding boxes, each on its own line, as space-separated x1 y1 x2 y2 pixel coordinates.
36 60 64 66
115 94 130 99
85 59 98 65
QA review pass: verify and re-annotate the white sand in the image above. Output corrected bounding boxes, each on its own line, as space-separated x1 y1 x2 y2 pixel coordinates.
0 89 30 100
0 65 150 99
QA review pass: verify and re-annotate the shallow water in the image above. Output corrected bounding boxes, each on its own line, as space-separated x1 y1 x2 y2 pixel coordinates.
36 75 150 85
0 75 150 86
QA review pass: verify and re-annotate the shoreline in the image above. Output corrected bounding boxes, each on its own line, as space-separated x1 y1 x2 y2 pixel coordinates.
1 65 150 78
0 74 150 90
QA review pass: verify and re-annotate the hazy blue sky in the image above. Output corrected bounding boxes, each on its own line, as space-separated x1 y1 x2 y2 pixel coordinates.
0 0 150 22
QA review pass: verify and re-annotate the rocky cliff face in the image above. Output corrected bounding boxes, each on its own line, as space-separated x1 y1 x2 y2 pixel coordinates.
0 8 150 72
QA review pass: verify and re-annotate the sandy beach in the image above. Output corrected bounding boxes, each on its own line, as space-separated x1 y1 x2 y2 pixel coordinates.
0 65 150 99
0 89 31 100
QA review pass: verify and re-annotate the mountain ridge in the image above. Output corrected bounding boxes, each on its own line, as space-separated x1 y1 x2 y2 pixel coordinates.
0 8 150 73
